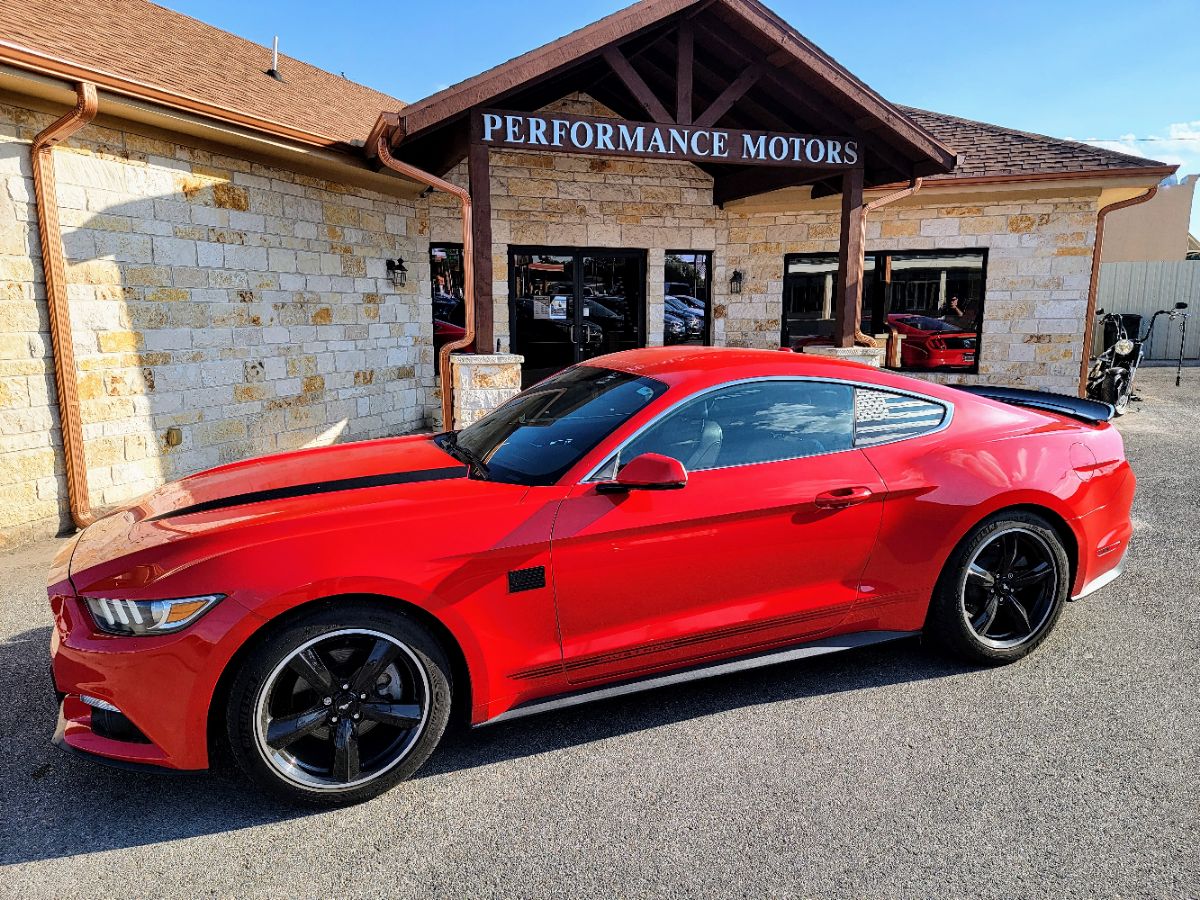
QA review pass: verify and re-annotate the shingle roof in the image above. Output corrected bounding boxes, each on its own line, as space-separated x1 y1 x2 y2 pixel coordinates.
900 106 1172 181
0 0 402 147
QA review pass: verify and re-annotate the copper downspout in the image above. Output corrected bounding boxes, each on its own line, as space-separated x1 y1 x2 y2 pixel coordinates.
854 177 923 347
32 82 98 530
1077 186 1159 396
374 134 474 430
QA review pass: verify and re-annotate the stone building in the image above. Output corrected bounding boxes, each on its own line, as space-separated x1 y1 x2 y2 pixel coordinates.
0 0 1175 547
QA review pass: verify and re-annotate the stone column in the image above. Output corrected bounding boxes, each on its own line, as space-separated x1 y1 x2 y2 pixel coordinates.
449 353 524 427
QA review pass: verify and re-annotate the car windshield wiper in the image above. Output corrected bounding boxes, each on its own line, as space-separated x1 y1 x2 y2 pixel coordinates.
441 432 490 479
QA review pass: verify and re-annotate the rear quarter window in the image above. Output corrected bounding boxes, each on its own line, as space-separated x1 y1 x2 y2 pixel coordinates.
855 388 948 446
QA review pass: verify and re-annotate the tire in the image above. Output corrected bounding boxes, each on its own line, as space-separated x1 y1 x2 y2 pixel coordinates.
1100 369 1132 415
225 602 452 806
925 512 1070 665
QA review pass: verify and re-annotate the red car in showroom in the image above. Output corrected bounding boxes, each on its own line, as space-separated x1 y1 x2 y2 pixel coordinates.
887 313 978 370
48 347 1132 805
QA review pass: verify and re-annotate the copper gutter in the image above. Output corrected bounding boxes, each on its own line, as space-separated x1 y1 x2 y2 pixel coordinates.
872 165 1177 192
0 39 348 150
1077 186 1159 395
32 82 98 529
375 134 474 430
852 177 923 347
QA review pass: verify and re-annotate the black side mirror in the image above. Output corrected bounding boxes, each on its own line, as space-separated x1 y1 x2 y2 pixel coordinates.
1095 308 1105 316
1176 302 1188 310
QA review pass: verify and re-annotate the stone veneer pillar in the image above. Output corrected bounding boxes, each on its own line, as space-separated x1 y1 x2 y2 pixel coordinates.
450 353 524 427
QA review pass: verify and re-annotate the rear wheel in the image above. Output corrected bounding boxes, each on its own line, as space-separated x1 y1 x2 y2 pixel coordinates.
1100 368 1132 415
926 512 1070 664
226 603 451 806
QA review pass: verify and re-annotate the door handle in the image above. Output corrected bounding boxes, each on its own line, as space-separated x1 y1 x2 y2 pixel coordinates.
813 486 875 509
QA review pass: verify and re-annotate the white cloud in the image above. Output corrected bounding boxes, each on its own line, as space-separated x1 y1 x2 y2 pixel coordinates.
1079 121 1200 236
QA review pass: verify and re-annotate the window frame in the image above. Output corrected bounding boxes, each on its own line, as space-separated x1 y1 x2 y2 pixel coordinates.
781 248 989 375
582 376 954 482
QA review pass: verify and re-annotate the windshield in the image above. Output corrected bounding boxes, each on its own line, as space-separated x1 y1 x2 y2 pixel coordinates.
447 366 668 485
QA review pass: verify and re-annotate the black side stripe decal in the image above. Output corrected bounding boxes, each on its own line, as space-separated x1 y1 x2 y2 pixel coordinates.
150 466 468 521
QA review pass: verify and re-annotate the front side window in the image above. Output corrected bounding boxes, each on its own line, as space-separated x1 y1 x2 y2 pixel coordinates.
448 366 667 485
619 380 854 472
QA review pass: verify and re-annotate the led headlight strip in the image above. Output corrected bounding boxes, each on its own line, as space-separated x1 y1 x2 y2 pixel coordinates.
84 594 224 636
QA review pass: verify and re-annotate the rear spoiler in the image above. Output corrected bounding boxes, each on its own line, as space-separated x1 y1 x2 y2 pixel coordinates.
954 385 1115 425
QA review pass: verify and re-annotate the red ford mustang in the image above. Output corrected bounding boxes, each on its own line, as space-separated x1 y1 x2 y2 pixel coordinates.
48 347 1133 805
887 313 978 370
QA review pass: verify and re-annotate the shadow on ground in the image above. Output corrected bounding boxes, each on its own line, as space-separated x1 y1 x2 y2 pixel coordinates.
0 621 968 866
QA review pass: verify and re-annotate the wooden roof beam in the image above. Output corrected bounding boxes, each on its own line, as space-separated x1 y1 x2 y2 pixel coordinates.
693 63 763 128
603 45 672 124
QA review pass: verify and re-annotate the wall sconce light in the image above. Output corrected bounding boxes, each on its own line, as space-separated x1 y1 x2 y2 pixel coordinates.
386 258 408 288
729 269 744 295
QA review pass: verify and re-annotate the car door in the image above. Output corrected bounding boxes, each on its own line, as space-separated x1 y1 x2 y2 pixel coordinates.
549 378 886 685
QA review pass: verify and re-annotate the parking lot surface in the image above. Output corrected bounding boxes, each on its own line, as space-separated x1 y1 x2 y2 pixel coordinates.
2 368 1197 898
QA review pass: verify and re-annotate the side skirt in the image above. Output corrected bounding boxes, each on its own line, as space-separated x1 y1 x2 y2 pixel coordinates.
477 629 918 728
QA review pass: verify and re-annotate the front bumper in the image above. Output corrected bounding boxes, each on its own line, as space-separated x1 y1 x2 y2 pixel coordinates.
49 587 266 771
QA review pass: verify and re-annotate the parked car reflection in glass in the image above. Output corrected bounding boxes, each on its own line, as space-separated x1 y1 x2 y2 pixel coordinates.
887 314 977 370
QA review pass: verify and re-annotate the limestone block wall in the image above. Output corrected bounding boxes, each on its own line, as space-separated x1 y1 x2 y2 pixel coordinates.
0 97 433 548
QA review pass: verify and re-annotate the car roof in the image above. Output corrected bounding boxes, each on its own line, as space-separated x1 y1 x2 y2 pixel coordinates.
589 346 893 383
589 346 994 402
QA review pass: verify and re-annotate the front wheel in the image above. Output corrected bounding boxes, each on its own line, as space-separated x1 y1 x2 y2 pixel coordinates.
225 603 452 806
925 512 1070 664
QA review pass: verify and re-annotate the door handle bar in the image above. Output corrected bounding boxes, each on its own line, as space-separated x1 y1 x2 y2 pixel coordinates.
813 486 875 509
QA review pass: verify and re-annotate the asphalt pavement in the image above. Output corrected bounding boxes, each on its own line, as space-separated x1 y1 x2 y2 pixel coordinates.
1 368 1197 898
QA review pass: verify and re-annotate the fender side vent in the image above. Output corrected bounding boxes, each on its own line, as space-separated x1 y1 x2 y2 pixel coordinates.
508 566 546 593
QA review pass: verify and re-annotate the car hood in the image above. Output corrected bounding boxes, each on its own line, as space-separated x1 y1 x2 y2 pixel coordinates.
67 434 469 587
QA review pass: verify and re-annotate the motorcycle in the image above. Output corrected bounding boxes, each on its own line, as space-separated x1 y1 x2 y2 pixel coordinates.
1086 302 1189 414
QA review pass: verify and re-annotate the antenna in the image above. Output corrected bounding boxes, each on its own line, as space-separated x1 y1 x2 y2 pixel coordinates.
266 36 283 81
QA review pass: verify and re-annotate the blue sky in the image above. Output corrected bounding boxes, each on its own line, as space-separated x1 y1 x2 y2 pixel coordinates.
165 0 1199 232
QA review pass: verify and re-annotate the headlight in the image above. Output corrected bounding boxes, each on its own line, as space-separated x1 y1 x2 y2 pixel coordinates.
83 594 224 636
1114 338 1135 356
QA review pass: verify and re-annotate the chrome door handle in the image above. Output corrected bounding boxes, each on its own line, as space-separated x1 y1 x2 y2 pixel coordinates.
814 486 874 509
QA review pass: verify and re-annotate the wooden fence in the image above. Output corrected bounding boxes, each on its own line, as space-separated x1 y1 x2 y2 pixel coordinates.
1096 261 1200 360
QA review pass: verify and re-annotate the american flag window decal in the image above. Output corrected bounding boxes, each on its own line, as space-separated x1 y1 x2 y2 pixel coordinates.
854 389 947 447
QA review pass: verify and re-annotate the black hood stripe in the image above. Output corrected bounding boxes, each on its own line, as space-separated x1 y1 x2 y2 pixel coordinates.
149 465 468 521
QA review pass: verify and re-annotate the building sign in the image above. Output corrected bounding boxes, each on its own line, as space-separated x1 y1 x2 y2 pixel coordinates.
476 109 860 169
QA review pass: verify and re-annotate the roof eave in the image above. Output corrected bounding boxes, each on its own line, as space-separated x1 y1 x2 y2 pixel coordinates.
0 38 355 152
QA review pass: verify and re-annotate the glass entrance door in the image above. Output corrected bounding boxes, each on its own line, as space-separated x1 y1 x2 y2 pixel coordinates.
511 248 646 386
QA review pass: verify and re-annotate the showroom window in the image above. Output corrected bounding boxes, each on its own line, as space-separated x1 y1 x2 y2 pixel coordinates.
781 249 987 374
664 251 712 346
430 243 466 350
619 379 854 471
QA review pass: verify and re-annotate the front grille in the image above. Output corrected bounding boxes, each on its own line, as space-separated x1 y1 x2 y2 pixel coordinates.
90 707 151 744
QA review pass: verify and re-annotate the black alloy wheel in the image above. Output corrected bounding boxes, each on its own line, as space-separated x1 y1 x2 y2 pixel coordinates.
227 604 452 805
962 528 1059 649
255 629 429 789
926 512 1070 663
